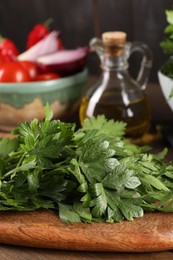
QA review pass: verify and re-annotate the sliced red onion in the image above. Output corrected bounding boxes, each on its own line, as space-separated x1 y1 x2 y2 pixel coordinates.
36 47 88 76
18 31 60 62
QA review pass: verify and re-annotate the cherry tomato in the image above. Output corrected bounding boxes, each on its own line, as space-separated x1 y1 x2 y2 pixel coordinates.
0 62 31 82
19 61 40 79
34 72 60 81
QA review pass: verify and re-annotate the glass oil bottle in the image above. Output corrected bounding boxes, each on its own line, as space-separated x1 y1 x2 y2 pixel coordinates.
79 31 153 140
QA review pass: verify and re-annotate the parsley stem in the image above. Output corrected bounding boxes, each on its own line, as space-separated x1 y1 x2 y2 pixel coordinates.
3 152 27 179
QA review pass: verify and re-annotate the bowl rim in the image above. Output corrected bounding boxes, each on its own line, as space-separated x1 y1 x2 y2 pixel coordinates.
158 69 173 82
0 68 88 93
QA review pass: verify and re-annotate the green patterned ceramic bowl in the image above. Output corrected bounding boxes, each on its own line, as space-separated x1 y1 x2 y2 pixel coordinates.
0 69 88 132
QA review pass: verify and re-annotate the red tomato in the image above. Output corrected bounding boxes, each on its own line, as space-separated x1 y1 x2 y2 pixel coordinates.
34 72 60 81
0 54 6 67
0 62 31 82
19 61 40 79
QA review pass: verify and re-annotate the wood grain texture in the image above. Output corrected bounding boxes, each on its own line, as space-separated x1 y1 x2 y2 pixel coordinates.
0 210 172 252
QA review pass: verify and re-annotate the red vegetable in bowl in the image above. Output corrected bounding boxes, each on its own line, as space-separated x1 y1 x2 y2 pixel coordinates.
34 72 60 81
19 61 40 79
0 54 7 67
0 36 19 61
26 18 63 50
18 31 60 62
0 60 60 83
0 62 31 82
36 47 88 76
26 22 49 50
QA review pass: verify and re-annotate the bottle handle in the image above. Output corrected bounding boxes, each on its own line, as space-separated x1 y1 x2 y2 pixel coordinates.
128 42 153 89
89 37 105 64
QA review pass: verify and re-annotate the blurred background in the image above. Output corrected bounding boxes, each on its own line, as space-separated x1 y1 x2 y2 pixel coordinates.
1 0 173 127
0 0 172 82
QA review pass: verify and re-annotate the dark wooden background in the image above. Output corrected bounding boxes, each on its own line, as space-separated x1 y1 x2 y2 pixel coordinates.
0 0 173 82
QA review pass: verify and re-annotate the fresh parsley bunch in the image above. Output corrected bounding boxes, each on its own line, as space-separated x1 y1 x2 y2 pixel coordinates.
0 104 172 223
160 10 173 78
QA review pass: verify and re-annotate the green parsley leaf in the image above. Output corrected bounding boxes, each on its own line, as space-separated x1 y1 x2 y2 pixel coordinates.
80 115 127 139
59 203 81 223
0 138 19 158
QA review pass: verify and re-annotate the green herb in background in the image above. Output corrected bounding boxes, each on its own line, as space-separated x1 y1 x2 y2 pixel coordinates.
160 10 173 79
0 104 172 223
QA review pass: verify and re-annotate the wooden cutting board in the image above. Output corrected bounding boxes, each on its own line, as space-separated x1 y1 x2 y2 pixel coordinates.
0 210 172 252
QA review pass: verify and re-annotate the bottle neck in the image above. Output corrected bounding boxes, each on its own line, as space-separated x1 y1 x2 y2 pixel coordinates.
101 55 129 71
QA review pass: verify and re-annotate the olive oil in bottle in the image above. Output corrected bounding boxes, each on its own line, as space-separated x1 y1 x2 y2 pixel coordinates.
80 95 151 138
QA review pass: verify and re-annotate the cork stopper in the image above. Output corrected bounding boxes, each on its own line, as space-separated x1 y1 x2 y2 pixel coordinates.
102 31 127 56
102 31 127 46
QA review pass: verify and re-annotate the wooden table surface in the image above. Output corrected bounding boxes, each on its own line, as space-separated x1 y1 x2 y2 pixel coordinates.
0 81 173 259
1 243 173 260
0 245 173 260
